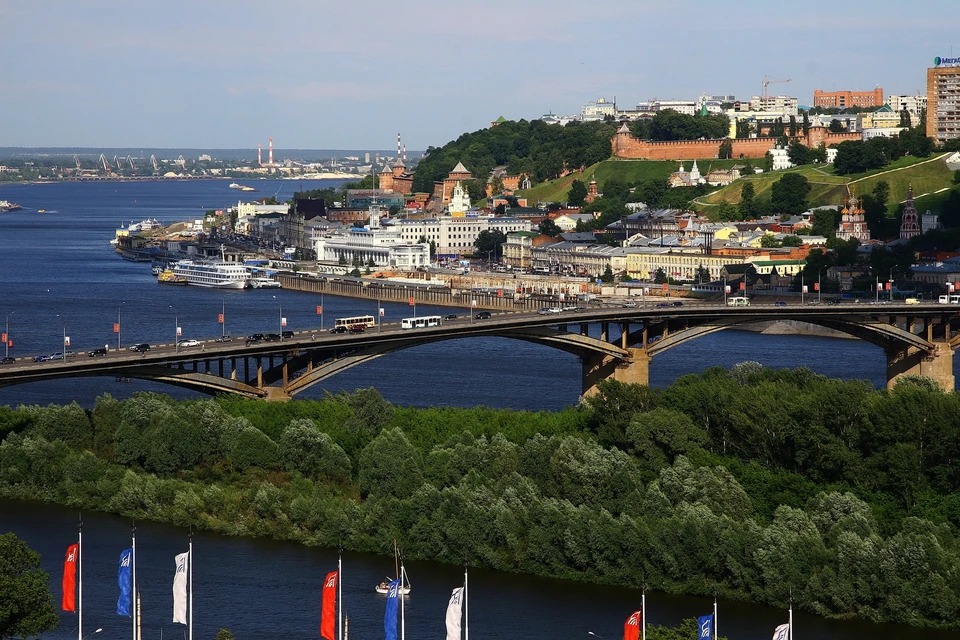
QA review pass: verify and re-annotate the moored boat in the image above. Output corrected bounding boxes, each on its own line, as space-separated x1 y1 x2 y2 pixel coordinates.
172 259 249 289
157 269 188 285
247 277 281 289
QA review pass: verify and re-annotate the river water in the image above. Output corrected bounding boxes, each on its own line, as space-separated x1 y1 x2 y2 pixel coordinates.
0 180 951 639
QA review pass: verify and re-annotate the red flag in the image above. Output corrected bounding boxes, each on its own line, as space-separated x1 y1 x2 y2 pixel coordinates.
113 323 120 333
814 282 820 291
739 281 745 291
218 313 224 324
320 570 338 640
62 543 78 612
624 610 642 640
408 297 415 306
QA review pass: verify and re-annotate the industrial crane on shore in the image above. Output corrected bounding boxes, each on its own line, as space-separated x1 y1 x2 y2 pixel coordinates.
98 154 110 174
150 155 159 173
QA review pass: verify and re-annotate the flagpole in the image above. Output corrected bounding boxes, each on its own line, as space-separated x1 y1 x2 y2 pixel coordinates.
78 514 83 640
188 531 193 640
132 521 137 640
641 573 646 640
788 587 793 640
338 546 343 640
713 588 718 640
399 556 406 640
464 562 469 640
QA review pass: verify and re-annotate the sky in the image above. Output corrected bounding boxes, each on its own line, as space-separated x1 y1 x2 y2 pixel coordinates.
1 0 957 152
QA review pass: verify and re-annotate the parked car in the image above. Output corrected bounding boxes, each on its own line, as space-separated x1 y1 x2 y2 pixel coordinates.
281 330 294 338
129 343 150 352
475 311 492 319
0 356 15 364
87 348 108 357
178 339 201 348
214 335 234 342
329 326 347 334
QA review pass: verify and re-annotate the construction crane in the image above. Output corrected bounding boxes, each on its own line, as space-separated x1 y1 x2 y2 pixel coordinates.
99 154 110 173
150 154 159 173
114 155 122 171
74 155 81 171
762 75 792 101
127 155 136 172
177 155 186 170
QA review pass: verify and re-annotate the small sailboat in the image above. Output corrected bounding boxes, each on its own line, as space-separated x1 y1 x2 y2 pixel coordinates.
375 541 411 595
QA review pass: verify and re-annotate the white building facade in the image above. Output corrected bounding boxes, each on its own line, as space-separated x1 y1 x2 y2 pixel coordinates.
394 216 531 257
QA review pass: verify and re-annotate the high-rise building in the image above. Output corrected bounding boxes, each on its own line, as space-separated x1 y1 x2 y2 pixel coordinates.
927 61 960 143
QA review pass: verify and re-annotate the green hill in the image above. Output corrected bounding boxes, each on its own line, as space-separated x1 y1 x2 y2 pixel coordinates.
698 153 952 214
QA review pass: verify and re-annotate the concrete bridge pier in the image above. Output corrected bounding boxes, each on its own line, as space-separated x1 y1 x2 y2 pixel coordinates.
581 348 651 398
886 339 955 391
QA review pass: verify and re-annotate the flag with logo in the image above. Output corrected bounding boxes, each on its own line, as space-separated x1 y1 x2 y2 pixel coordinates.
697 614 713 639
62 543 78 612
117 549 132 616
445 587 464 640
624 610 642 640
320 571 338 640
173 551 188 624
771 623 789 640
383 579 401 640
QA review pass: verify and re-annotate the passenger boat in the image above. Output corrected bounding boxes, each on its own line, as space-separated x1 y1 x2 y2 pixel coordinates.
247 277 281 289
171 259 249 289
157 269 188 285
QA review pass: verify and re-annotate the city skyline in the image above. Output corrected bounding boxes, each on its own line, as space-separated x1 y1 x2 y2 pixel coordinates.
2 0 956 150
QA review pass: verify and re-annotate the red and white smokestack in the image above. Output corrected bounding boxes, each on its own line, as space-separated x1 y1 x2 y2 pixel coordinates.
397 133 401 161
269 137 274 166
258 144 262 166
403 145 406 162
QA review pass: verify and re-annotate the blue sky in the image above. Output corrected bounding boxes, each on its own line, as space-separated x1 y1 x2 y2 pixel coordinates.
1 0 956 151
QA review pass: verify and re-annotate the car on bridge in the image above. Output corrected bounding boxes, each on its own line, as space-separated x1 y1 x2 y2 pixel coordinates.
443 314 458 321
329 326 347 334
215 335 234 342
178 339 201 348
87 348 107 357
247 333 265 343
475 311 492 319
264 333 282 342
622 301 638 308
538 307 558 315
348 325 366 334
32 354 53 362
775 301 787 307
655 303 671 309
129 343 150 352
0 356 14 365
282 330 294 339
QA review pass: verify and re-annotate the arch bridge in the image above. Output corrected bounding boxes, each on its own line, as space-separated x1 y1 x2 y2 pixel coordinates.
0 303 957 400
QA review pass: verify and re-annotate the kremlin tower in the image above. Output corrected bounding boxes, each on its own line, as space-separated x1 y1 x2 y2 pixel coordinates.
899 185 920 240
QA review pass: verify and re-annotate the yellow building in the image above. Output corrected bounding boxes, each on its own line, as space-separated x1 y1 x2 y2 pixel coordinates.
625 249 742 281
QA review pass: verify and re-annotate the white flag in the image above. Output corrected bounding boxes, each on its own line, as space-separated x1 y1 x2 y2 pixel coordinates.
771 623 789 640
173 551 188 624
444 587 464 640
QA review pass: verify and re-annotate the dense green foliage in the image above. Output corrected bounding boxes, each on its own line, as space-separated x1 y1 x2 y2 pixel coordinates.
3 369 960 629
833 127 934 175
629 110 730 141
412 120 617 190
0 533 59 640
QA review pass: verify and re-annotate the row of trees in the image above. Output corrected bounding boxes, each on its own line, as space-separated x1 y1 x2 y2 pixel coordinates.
833 125 934 175
628 110 730 142
4 371 960 628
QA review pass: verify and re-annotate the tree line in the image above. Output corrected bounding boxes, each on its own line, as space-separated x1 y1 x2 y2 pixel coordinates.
2 369 960 629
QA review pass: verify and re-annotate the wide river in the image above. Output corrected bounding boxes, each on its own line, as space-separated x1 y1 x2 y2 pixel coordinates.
0 179 952 639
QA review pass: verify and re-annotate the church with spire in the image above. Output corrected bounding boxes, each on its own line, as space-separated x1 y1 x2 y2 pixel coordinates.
899 185 921 240
668 161 705 188
836 192 871 242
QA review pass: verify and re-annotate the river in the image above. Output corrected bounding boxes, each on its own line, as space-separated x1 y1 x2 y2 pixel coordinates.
0 179 904 410
0 179 950 639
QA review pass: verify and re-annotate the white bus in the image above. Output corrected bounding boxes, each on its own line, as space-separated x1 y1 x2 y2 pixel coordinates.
727 296 750 307
334 315 376 329
938 295 960 304
401 316 442 329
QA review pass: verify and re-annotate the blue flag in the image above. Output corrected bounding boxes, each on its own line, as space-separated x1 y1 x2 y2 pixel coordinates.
697 614 713 640
383 579 401 640
117 548 132 616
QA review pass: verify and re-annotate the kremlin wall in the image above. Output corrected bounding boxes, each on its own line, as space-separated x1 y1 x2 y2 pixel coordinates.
611 125 861 160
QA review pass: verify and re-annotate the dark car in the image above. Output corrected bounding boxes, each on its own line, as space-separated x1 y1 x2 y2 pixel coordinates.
1 356 15 364
247 333 265 342
281 330 294 339
655 303 670 309
215 335 234 342
774 301 787 307
32 354 52 362
348 324 366 334
87 348 108 357
329 326 347 334
670 301 684 307
443 314 458 321
475 311 492 319
129 343 150 352
264 333 282 342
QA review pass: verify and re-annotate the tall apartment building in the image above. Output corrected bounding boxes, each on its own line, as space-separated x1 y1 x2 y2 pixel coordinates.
928 64 960 143
747 95 798 116
813 88 884 108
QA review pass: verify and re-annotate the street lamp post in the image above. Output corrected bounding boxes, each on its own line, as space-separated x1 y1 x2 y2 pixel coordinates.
170 305 179 352
117 302 125 351
889 269 894 302
220 297 226 340
818 269 823 304
3 312 12 359
274 296 284 341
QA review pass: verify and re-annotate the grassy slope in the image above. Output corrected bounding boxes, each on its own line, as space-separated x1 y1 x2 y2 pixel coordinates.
518 158 746 203
698 153 952 214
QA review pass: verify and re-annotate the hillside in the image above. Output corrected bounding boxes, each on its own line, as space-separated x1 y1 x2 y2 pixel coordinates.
518 158 746 204
698 153 952 214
